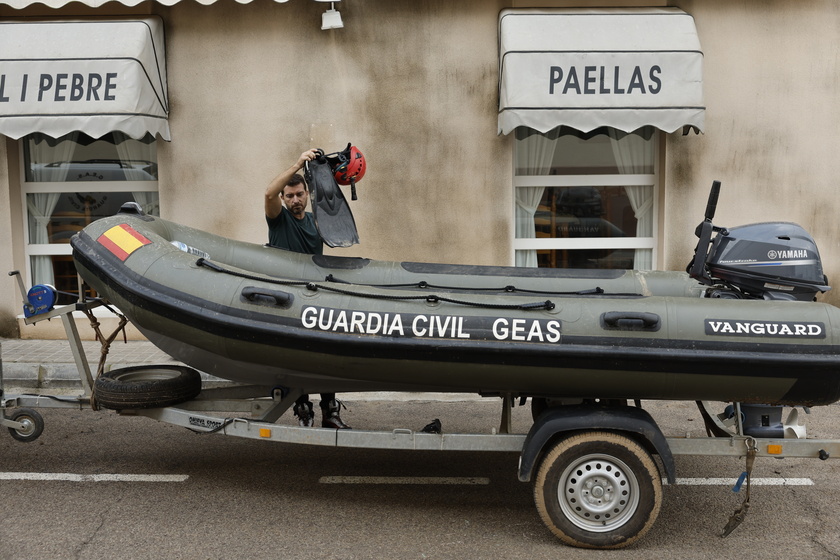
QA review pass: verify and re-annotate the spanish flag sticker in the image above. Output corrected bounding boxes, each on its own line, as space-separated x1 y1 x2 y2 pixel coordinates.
98 224 152 261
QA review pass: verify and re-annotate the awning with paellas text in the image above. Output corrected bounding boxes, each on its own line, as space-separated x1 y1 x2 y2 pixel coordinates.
498 8 705 135
0 17 170 141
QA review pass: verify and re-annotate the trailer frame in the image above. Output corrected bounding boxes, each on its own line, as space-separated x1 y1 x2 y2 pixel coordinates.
3 295 838 548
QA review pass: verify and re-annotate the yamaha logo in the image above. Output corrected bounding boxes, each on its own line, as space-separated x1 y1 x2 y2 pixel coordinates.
767 249 808 260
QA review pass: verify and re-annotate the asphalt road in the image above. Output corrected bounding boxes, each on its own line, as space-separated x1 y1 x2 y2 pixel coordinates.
2 398 840 559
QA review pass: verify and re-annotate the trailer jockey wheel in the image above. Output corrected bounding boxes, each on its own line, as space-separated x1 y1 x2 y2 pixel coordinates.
7 408 45 442
534 431 662 549
94 365 202 410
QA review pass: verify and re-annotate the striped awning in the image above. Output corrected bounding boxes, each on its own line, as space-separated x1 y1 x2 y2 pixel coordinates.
0 17 170 140
498 8 705 135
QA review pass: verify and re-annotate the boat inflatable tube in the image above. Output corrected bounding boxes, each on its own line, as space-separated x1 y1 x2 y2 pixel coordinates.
71 209 840 407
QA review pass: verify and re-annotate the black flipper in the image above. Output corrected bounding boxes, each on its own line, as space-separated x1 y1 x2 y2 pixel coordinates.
305 156 360 248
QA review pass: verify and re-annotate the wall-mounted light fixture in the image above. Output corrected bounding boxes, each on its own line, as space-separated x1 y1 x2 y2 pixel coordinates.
318 1 343 30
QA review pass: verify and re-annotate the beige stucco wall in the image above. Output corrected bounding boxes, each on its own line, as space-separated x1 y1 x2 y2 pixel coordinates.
667 0 840 305
0 138 18 337
157 0 512 267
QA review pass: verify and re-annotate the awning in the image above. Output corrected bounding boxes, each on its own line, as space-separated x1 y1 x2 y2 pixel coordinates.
498 8 705 135
0 17 170 141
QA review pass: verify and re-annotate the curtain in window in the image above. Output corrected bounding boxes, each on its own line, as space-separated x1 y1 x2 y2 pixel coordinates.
28 132 78 182
27 132 76 285
113 133 159 215
514 129 560 267
608 130 654 269
114 132 156 181
26 193 61 285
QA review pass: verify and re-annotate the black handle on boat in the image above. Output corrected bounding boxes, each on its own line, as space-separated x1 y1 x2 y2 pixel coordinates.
241 287 294 309
602 311 660 331
705 180 721 221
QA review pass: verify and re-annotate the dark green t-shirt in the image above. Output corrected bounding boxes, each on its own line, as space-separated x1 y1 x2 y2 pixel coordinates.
266 210 323 255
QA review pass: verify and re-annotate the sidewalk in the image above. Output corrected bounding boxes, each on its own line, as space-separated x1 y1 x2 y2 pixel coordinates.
0 337 483 402
1 337 179 388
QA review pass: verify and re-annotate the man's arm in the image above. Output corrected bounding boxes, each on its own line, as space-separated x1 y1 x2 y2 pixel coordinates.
265 149 319 219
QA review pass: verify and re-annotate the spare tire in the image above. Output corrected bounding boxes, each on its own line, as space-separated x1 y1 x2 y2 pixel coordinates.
94 365 202 410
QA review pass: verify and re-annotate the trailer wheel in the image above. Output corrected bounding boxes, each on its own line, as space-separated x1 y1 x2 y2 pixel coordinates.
94 365 202 410
534 431 662 549
7 408 45 442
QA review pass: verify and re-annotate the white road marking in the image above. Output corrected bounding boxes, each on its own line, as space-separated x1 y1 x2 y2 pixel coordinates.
320 476 490 485
0 472 188 482
666 477 813 486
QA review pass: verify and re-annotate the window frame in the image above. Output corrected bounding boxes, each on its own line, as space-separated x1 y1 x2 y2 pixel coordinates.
511 129 659 269
19 143 159 290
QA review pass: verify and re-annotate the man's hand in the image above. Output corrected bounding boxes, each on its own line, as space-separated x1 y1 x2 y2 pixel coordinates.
295 149 320 171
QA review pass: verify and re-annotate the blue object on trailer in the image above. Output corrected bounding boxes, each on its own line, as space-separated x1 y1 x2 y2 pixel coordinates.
24 284 57 318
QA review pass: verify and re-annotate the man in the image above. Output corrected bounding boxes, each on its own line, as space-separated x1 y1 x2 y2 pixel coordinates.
265 148 351 429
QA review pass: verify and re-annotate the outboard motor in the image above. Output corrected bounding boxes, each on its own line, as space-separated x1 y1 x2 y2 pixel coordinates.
688 181 830 301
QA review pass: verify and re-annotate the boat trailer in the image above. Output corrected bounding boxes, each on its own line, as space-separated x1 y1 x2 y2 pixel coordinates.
4 282 840 549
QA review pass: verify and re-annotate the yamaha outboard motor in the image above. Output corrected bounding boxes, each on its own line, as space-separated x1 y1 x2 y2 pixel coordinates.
688 181 830 301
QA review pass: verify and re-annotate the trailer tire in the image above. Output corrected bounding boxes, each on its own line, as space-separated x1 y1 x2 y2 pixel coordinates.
7 408 45 442
534 431 661 549
94 365 202 410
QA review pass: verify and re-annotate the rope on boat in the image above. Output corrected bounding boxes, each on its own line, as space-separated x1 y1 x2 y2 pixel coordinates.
196 258 556 311
312 281 556 311
81 304 129 412
323 274 615 296
721 437 757 538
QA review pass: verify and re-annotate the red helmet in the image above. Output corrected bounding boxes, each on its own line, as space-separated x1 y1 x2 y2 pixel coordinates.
332 145 366 186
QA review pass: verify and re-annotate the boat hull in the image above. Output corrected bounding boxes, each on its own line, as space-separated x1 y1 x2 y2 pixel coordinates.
70 212 840 406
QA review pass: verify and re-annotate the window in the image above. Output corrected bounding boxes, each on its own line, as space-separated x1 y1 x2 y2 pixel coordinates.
513 126 658 270
22 132 159 301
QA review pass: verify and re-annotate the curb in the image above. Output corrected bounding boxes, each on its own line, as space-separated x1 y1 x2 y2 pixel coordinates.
2 365 487 403
1 362 231 389
1 340 488 402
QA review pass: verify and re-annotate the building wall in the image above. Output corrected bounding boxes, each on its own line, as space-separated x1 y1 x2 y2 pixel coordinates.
158 0 512 267
666 0 840 305
0 138 17 337
1 0 840 337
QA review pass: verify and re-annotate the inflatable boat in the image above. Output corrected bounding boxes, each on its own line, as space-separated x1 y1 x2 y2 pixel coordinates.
69 191 840 407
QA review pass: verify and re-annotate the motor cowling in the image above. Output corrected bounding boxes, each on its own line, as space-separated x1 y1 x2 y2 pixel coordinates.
706 222 830 301
688 181 830 301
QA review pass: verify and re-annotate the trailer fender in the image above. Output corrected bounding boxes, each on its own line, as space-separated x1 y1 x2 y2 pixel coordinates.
518 405 676 484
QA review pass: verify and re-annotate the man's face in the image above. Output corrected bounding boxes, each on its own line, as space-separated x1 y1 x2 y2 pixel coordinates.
282 184 309 219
